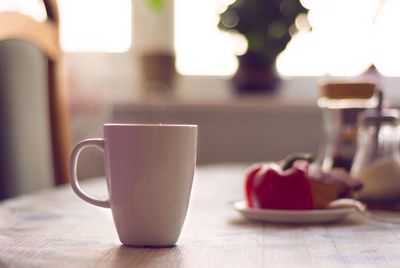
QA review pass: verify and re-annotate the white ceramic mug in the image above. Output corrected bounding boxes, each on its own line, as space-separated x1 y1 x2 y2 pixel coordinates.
69 124 198 247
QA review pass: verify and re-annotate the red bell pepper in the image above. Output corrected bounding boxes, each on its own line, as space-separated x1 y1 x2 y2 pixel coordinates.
245 154 314 210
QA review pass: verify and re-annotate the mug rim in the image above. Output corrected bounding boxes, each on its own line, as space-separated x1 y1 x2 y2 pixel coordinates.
104 123 197 128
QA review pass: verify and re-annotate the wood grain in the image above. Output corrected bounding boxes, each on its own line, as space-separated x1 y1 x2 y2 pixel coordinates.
0 165 400 267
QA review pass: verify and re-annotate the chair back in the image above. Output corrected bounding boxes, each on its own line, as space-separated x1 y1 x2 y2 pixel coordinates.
0 0 70 199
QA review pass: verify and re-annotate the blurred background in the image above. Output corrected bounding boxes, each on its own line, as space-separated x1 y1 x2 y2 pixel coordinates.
1 0 400 197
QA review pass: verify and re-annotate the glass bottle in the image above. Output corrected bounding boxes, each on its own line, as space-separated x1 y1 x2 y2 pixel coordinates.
351 109 400 209
317 82 377 172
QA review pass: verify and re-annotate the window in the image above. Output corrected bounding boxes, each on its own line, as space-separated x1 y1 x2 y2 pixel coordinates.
277 0 381 76
5 0 400 76
0 0 132 53
58 0 131 53
175 0 400 77
175 0 246 76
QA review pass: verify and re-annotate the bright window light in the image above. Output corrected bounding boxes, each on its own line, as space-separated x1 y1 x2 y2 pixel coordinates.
0 0 132 53
58 0 132 53
175 0 246 76
4 0 400 75
175 0 400 77
277 0 379 76
0 0 46 22
371 0 400 76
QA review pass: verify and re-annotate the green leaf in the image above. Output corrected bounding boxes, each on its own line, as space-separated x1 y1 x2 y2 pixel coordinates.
147 0 165 11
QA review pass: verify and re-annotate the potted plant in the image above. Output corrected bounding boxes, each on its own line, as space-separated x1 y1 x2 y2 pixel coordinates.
218 0 308 93
134 0 176 94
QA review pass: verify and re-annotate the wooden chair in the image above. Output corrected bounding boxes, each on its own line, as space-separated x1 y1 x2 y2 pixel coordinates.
0 0 70 199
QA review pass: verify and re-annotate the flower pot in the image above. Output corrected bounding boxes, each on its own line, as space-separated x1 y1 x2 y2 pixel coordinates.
139 52 176 93
232 52 280 94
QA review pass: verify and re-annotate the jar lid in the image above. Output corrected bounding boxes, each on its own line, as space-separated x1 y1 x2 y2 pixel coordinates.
320 81 376 99
359 109 400 125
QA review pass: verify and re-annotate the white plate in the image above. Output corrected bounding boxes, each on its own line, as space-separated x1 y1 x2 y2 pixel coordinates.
234 200 356 224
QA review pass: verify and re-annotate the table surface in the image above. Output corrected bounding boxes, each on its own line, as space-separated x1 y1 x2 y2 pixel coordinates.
1 164 400 268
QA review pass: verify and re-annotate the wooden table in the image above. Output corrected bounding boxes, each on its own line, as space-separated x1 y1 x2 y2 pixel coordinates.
1 165 400 267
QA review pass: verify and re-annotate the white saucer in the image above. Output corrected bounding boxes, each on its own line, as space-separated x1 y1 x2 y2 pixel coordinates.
234 200 356 224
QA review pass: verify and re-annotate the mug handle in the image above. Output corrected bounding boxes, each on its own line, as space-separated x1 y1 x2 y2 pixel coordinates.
69 138 111 208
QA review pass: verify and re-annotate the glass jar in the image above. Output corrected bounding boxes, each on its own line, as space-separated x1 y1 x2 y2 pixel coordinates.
317 82 377 172
351 109 400 209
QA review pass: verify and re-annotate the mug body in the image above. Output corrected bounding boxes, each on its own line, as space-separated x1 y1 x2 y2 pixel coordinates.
103 124 197 246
